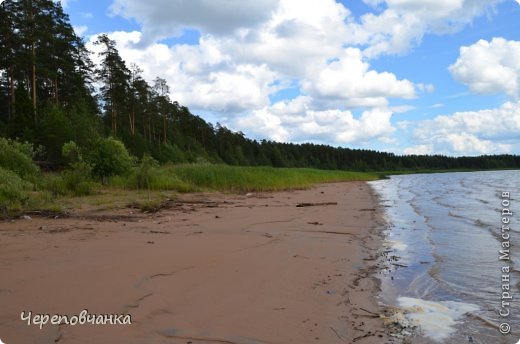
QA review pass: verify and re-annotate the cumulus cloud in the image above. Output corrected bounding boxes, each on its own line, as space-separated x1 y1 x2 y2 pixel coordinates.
409 101 520 155
301 48 416 103
404 144 433 155
350 0 503 57
235 96 395 145
109 0 280 45
449 37 520 98
214 0 353 78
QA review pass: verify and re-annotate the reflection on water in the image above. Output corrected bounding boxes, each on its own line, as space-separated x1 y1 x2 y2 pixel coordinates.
369 171 520 344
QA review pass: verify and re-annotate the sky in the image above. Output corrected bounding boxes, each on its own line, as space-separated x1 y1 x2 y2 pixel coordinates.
61 0 520 156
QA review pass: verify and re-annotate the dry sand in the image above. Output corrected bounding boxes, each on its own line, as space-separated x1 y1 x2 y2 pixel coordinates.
0 182 392 344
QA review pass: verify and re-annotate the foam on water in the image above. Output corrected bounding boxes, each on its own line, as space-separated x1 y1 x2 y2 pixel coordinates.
397 297 479 342
384 239 408 251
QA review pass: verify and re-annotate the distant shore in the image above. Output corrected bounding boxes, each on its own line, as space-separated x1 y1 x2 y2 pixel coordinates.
0 181 390 343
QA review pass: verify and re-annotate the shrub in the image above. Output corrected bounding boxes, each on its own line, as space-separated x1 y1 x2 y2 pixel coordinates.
39 105 73 163
156 143 186 163
42 174 68 197
62 161 97 196
0 167 32 212
0 138 40 179
62 141 82 164
136 154 158 189
87 137 134 181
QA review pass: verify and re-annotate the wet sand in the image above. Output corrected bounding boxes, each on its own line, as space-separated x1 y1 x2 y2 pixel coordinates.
0 182 390 344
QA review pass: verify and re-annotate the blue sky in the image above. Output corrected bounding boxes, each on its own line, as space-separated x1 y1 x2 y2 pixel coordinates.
62 0 520 156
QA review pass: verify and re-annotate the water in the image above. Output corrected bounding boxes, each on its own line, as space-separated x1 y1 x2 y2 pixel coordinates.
369 171 520 344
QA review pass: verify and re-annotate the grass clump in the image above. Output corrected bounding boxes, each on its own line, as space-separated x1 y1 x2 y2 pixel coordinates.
109 157 192 193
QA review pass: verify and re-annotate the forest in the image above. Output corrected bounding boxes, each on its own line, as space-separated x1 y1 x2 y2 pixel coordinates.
1 0 520 179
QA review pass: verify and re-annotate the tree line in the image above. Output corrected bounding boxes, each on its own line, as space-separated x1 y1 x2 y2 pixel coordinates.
1 0 519 172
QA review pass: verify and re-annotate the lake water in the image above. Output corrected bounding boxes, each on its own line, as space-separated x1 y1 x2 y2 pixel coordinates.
369 171 520 344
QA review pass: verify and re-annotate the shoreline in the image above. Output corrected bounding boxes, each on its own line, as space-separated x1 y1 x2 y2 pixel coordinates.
0 181 391 343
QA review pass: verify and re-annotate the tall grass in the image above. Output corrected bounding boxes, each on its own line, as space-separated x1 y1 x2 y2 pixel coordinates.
111 163 379 193
3 160 379 216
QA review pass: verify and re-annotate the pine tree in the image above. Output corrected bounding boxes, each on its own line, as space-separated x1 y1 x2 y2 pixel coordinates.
153 77 170 144
94 34 130 135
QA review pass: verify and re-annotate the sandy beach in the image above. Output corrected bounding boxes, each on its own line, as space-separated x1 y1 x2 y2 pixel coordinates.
0 182 390 344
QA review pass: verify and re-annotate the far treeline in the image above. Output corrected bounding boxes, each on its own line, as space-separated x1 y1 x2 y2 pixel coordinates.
1 0 520 173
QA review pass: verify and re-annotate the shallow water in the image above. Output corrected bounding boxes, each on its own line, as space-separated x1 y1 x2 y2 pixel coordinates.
369 171 520 344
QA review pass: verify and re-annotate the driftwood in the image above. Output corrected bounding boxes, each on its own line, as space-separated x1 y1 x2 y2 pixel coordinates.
296 202 337 207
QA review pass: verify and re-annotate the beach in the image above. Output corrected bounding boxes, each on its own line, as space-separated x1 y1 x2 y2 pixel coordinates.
0 182 390 344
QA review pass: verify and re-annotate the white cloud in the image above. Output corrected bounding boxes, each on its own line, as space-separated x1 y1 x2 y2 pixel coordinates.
388 105 415 113
349 0 503 57
301 48 416 102
109 0 280 45
214 0 353 78
404 144 433 155
235 97 396 145
73 25 88 37
449 37 520 98
410 101 520 155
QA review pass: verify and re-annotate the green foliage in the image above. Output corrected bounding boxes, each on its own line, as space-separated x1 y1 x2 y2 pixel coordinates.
68 100 102 149
42 161 97 197
62 141 82 164
62 162 97 196
0 167 32 212
42 174 68 197
0 138 40 179
136 154 158 189
155 143 187 164
130 198 164 213
38 105 73 162
109 164 192 193
88 137 134 180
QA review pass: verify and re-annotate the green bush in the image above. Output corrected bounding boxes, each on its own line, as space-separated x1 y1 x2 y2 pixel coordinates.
72 181 98 197
0 167 32 212
156 143 186 163
62 161 97 196
136 154 158 189
42 174 68 197
0 138 40 179
87 137 134 181
39 105 73 163
62 141 82 164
